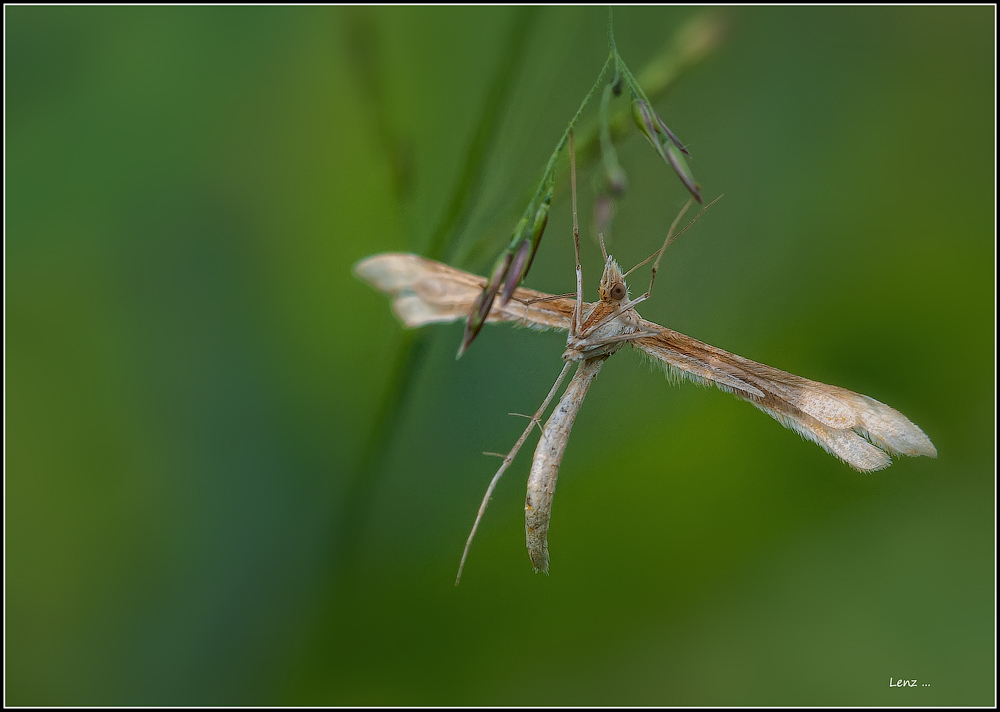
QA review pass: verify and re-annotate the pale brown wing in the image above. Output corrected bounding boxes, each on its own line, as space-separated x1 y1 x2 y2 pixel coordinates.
353 253 577 331
632 320 937 472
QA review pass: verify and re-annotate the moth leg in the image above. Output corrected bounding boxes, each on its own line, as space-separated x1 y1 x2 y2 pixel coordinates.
456 361 574 585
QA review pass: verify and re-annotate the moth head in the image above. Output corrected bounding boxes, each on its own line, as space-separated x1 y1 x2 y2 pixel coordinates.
598 256 629 303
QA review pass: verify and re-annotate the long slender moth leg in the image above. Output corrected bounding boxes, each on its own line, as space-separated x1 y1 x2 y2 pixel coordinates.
456 361 574 585
577 293 651 339
570 129 584 338
573 329 660 350
623 199 694 283
516 293 577 327
525 356 608 574
580 196 719 340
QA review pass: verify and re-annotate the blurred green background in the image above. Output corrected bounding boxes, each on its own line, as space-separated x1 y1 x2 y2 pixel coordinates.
6 6 994 706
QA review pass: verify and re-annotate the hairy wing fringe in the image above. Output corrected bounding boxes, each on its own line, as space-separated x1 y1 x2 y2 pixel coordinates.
632 329 935 473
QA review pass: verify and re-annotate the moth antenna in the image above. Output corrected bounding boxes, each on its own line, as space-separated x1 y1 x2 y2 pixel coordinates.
624 199 692 278
576 195 722 341
631 194 723 300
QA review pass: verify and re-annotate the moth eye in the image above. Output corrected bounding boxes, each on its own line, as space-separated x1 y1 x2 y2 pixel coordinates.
610 283 626 301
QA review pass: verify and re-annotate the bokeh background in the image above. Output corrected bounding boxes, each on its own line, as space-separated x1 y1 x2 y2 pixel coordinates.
6 6 994 706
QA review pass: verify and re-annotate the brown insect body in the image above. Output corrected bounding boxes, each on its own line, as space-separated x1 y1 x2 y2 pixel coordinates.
563 258 640 362
354 250 936 578
525 356 606 573
354 251 937 475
